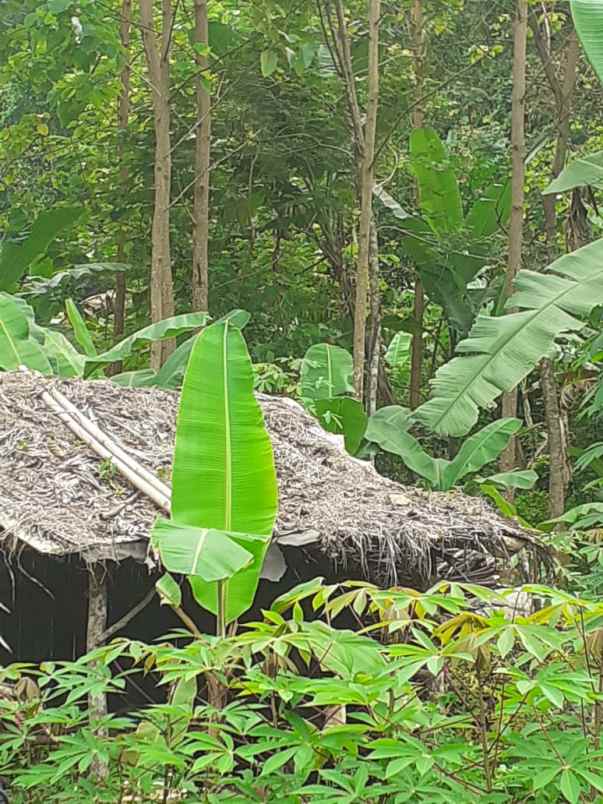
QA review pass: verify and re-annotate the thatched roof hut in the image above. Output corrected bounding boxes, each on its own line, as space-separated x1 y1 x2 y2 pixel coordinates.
0 371 545 663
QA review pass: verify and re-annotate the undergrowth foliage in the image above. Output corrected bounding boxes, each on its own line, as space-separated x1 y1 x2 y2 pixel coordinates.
2 581 603 802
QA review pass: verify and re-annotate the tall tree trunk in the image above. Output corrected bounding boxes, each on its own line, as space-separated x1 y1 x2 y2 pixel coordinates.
111 0 132 376
367 219 380 416
140 0 175 370
499 0 528 474
352 0 381 400
192 0 211 312
530 22 580 516
409 0 425 410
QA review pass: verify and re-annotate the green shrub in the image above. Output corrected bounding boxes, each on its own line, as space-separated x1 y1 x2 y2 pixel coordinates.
2 580 603 802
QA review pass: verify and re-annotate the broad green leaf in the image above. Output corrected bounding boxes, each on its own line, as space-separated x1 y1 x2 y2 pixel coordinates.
572 0 603 84
465 180 511 238
385 332 412 371
365 406 412 445
156 573 182 608
364 406 446 488
314 397 368 455
170 320 278 622
300 343 353 400
442 418 521 488
415 238 603 436
153 336 196 389
40 329 85 377
0 293 52 373
544 151 603 194
261 50 278 77
152 518 255 582
482 469 538 490
560 769 581 804
409 128 463 235
84 312 209 375
0 206 83 291
65 298 96 357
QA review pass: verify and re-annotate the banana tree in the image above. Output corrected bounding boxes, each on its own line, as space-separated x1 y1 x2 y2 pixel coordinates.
376 127 511 339
151 318 279 635
364 408 535 492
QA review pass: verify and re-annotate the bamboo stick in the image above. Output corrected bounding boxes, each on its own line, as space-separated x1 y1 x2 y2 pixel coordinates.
41 388 171 513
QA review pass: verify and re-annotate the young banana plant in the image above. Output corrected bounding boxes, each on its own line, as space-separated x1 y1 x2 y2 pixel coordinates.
152 316 278 636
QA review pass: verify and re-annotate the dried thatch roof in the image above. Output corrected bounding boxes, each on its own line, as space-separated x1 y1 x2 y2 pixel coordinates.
0 371 545 588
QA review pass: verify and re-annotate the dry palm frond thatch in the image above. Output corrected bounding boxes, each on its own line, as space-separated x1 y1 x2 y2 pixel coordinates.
0 371 546 588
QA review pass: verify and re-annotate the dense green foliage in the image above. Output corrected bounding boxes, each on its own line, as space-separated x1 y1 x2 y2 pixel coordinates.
4 0 603 800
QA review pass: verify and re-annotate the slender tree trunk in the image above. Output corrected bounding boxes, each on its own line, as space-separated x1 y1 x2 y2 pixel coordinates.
499 0 528 474
352 0 381 401
140 0 175 369
87 568 108 779
367 219 380 416
111 0 132 376
409 0 425 410
192 0 211 312
530 24 580 516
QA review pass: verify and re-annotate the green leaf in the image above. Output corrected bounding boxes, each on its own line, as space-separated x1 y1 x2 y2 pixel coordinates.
385 332 412 372
409 128 463 235
261 746 298 776
151 518 255 582
497 627 515 658
314 397 368 455
84 312 209 375
170 320 278 622
415 238 603 436
261 50 278 77
544 151 603 194
40 329 85 377
300 343 354 400
482 469 538 490
533 766 561 791
0 293 52 373
0 206 83 291
560 769 581 804
465 180 511 238
572 0 603 84
442 418 522 488
65 298 97 357
156 573 182 608
365 407 446 488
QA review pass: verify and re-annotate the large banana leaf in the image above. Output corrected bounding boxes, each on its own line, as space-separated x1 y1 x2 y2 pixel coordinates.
465 180 512 239
0 206 83 291
151 519 255 582
415 238 603 436
39 329 85 377
314 397 368 455
409 127 463 236
300 343 354 400
441 418 521 489
0 293 52 373
65 298 97 357
364 407 520 490
170 319 278 623
83 312 209 376
544 151 603 195
572 0 603 83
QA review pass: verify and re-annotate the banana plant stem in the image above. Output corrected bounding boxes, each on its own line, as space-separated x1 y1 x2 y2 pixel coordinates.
217 580 227 638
